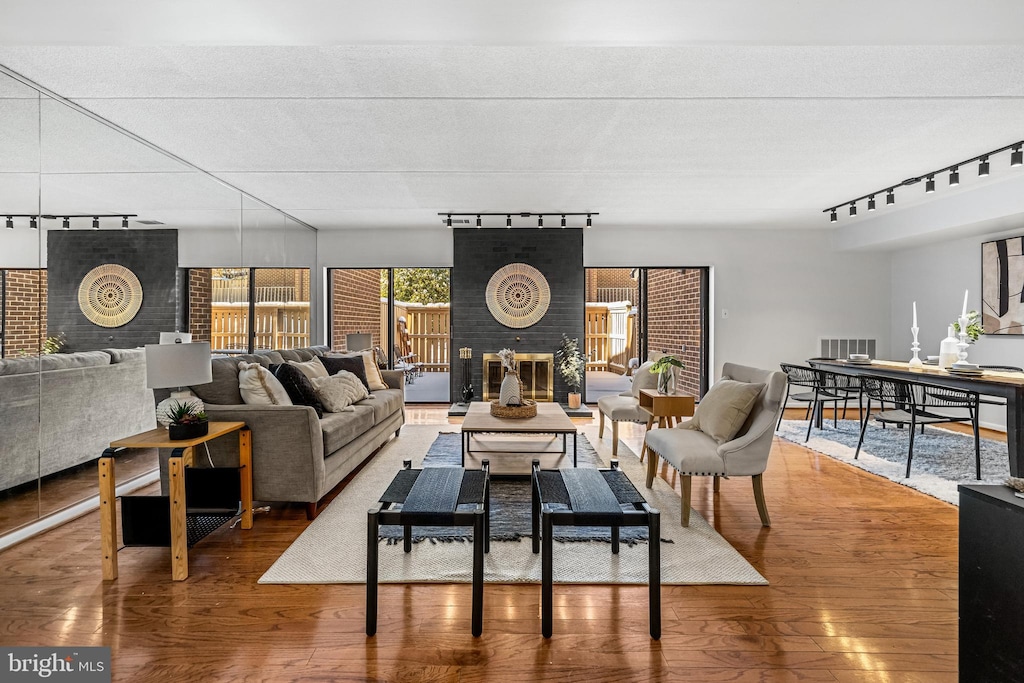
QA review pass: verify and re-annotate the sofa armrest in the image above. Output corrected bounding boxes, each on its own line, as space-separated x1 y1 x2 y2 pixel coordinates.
381 369 405 392
201 403 326 503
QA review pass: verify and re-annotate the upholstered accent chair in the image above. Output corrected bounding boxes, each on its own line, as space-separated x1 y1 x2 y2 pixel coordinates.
644 363 786 527
597 361 659 455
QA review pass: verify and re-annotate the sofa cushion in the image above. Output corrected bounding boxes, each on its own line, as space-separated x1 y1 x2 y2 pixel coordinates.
358 387 404 424
308 345 329 357
645 427 725 475
688 379 765 443
238 361 292 405
597 394 646 422
278 348 315 362
630 361 659 398
319 354 370 390
255 350 285 365
359 350 389 390
287 358 329 381
40 350 112 372
311 371 367 412
320 405 375 453
101 347 146 364
192 356 245 405
271 363 324 418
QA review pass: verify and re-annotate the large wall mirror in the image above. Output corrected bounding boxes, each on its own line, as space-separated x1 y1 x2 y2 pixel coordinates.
0 67 315 544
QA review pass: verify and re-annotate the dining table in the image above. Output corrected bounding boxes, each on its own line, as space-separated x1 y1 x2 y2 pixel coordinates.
810 359 1024 477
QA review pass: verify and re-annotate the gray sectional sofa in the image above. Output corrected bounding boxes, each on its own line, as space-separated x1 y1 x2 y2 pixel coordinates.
173 345 405 517
0 348 156 492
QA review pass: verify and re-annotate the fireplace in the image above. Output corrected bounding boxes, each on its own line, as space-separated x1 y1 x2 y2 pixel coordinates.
483 353 554 402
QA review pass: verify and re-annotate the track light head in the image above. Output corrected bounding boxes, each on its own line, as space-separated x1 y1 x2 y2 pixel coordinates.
867 195 876 211
62 217 70 229
849 202 857 217
506 214 512 228
925 175 935 193
92 216 99 229
446 214 452 228
886 189 895 205
5 216 12 230
476 214 481 228
949 167 960 186
829 209 837 223
979 156 990 176
586 214 592 228
561 214 566 228
1013 145 1023 167
538 215 543 228
122 216 129 229
29 216 37 230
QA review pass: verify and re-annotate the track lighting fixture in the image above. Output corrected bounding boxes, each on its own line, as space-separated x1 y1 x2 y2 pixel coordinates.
62 217 69 229
92 216 100 229
823 140 1022 222
122 216 129 229
5 216 12 230
437 212 598 229
30 217 37 230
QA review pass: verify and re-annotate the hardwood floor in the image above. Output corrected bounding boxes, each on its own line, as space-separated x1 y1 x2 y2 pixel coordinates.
0 406 962 682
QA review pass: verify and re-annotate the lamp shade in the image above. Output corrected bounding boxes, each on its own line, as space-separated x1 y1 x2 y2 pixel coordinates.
145 341 212 389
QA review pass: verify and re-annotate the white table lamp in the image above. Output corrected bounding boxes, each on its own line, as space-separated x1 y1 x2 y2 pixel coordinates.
146 341 213 426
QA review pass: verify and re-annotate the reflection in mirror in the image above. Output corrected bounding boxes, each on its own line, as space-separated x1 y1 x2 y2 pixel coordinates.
0 71 41 536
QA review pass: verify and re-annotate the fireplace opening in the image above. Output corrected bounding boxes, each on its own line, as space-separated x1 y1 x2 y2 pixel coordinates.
482 353 554 402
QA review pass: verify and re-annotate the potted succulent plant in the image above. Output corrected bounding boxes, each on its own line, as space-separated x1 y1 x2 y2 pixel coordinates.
166 400 209 440
650 355 685 394
556 334 587 409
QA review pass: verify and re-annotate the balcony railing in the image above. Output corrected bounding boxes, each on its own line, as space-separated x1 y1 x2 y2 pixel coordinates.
211 302 310 352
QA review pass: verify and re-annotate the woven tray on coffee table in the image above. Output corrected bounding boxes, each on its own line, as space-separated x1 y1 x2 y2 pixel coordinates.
490 399 537 419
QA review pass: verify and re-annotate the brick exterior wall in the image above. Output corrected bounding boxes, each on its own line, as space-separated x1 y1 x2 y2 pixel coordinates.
2 269 47 357
331 269 383 351
188 268 212 343
253 268 310 300
586 268 638 302
647 268 705 398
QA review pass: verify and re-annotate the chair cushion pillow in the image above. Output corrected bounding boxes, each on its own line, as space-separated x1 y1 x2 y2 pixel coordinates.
311 372 367 413
287 358 330 381
318 354 370 391
238 361 292 406
359 350 389 390
688 379 764 443
270 363 324 418
630 361 659 398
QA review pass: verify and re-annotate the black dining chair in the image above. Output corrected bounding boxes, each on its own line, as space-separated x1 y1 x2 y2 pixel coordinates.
856 376 981 479
778 364 853 441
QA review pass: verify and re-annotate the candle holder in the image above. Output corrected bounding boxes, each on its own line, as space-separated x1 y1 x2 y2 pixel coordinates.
955 316 971 365
909 326 923 367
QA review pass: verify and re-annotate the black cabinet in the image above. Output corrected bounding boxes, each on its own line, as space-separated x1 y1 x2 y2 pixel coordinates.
959 484 1024 682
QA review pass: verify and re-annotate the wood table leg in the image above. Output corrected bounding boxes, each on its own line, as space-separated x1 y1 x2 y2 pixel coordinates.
640 417 655 462
239 428 253 530
168 449 190 581
99 450 118 580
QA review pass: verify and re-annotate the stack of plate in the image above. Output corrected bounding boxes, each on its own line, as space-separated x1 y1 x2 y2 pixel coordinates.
949 363 984 376
847 354 872 365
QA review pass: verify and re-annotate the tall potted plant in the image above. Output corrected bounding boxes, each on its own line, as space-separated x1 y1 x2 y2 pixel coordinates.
556 334 587 409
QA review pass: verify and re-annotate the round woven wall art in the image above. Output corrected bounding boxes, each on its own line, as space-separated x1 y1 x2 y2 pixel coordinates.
77 264 143 328
485 263 550 329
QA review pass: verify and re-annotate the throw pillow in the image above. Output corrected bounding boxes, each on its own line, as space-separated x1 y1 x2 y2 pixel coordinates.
238 361 292 406
359 349 389 391
689 379 765 443
310 374 354 412
630 361 659 398
270 363 324 418
318 354 370 391
287 358 329 381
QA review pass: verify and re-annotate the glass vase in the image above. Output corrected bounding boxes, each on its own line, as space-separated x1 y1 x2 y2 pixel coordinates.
657 370 675 395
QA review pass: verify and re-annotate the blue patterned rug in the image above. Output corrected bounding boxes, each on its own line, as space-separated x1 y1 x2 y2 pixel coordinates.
378 433 660 545
776 419 1010 504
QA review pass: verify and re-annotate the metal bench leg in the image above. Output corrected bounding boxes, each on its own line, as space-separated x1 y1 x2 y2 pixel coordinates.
649 508 661 640
542 510 554 638
366 508 380 636
472 509 485 637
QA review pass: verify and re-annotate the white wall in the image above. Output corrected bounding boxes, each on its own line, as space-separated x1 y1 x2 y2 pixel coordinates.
891 222 1024 430
586 227 893 379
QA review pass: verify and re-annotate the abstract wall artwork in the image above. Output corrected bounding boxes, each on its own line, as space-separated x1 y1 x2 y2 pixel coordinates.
982 235 1024 335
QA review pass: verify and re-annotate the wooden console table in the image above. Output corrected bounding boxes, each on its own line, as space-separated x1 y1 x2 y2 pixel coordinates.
100 421 252 581
639 389 695 462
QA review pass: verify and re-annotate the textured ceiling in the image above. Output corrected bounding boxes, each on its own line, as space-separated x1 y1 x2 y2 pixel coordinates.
1 4 1023 236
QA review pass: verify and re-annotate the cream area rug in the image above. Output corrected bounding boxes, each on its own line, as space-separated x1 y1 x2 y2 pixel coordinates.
259 425 767 586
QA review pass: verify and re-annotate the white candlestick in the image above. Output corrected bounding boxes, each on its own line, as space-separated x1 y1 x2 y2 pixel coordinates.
962 289 969 318
913 301 917 328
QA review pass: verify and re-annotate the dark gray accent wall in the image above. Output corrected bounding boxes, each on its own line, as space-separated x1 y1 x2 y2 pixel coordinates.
451 229 585 402
47 229 180 351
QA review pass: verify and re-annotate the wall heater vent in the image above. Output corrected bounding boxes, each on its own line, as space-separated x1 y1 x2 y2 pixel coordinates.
819 338 876 359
